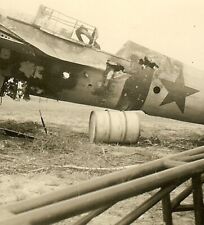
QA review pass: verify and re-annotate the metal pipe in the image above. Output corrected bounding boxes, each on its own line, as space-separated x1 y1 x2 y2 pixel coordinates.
1 159 204 225
115 183 179 225
172 204 194 212
171 175 204 210
171 186 192 210
192 175 204 225
162 193 173 225
75 181 187 225
4 161 165 214
3 146 204 215
4 146 204 215
170 146 204 157
163 160 186 168
73 205 113 225
180 153 204 162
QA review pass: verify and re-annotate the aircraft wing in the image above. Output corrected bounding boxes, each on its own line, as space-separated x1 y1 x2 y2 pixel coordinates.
0 17 127 70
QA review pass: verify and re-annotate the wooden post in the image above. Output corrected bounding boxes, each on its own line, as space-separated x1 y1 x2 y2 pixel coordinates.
192 175 204 225
162 192 173 225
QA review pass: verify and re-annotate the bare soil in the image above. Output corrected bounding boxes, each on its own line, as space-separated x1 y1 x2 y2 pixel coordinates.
0 96 204 225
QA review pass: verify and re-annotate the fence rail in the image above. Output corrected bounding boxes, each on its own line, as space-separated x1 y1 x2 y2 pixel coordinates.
0 146 204 225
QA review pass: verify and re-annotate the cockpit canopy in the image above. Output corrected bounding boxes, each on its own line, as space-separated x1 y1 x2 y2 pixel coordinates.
33 5 99 48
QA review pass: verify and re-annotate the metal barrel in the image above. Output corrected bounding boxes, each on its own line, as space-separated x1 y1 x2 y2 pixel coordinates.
89 110 140 144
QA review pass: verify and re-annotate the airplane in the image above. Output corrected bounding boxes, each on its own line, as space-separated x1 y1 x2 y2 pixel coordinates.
0 5 203 144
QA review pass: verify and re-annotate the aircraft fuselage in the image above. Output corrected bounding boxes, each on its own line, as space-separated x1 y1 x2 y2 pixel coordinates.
0 15 204 125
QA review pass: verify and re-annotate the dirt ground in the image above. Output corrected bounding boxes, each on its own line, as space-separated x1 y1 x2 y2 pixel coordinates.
0 96 204 225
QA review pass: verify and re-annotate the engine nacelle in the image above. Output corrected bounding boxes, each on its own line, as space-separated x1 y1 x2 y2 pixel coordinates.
89 110 140 144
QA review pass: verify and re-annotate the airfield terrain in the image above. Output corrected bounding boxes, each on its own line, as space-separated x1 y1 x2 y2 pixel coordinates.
0 96 204 225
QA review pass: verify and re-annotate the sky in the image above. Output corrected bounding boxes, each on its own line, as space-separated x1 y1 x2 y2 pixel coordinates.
0 0 204 70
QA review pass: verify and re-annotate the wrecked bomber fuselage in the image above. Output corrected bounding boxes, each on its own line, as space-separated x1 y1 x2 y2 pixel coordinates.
0 12 155 111
2 4 204 127
1 5 204 129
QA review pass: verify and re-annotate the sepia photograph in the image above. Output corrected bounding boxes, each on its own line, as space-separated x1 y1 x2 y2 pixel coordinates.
0 0 204 224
